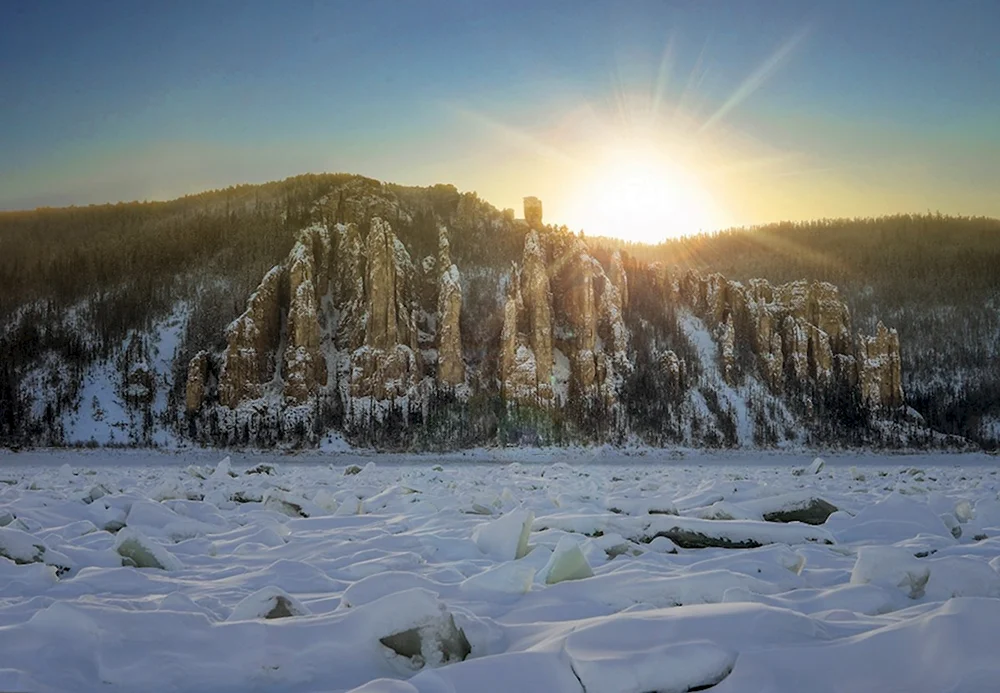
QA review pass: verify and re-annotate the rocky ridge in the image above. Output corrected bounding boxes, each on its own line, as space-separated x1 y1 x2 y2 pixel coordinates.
182 189 914 449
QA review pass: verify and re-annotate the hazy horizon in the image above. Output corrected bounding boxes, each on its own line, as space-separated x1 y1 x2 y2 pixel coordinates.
3 0 999 242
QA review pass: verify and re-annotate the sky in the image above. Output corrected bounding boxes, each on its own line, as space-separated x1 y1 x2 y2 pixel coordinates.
2 0 999 241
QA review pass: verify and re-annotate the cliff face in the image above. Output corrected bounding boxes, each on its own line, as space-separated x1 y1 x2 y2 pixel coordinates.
190 214 465 420
180 182 922 450
350 217 421 400
859 321 904 409
284 228 329 403
499 232 630 407
436 228 465 387
672 270 904 411
217 264 286 407
3 176 972 452
185 350 208 414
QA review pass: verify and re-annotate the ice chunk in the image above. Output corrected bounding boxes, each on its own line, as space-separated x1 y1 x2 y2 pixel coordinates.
262 489 311 518
851 546 929 598
228 586 310 620
540 536 594 584
472 509 533 560
83 484 111 504
211 456 236 480
808 457 825 474
940 512 962 539
150 479 187 502
311 489 338 512
461 561 536 595
114 527 183 570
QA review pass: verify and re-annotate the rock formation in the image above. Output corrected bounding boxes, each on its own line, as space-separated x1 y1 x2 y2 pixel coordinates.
520 231 554 402
120 336 155 407
561 240 599 390
436 228 465 386
218 264 286 407
185 351 208 414
858 321 904 409
283 229 329 402
600 250 631 370
523 196 543 228
333 222 366 349
500 232 631 406
350 217 421 400
184 179 913 449
673 271 905 410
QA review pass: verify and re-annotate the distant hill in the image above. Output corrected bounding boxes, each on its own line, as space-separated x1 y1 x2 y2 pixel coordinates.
0 175 993 450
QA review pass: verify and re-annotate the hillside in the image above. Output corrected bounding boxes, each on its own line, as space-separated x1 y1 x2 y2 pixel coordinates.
0 175 992 450
590 216 1000 448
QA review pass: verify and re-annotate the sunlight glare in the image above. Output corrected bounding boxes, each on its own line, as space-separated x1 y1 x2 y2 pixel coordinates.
571 146 726 243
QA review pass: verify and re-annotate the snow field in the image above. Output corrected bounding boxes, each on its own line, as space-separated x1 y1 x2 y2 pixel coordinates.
0 453 999 691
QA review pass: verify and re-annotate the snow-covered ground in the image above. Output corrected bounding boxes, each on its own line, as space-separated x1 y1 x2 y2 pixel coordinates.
1 450 999 692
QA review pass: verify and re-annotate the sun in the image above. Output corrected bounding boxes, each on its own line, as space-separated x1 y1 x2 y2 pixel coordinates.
567 145 728 244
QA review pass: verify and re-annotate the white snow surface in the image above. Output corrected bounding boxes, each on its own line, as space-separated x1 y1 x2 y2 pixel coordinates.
0 450 998 692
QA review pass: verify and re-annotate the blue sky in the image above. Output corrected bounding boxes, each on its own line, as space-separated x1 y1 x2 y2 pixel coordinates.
2 0 998 234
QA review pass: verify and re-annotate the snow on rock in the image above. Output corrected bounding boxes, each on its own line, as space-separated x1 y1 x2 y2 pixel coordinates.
472 509 534 560
642 515 835 549
539 536 594 584
262 489 314 518
227 586 310 620
741 492 839 525
113 527 184 570
0 526 73 576
365 588 472 670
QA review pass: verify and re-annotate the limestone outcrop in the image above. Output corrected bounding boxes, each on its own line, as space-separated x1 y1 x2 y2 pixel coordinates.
350 217 421 399
184 179 914 449
332 222 366 350
859 321 904 409
284 230 329 402
561 240 599 390
185 350 208 414
436 228 465 386
673 270 905 410
218 264 286 407
500 232 630 406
